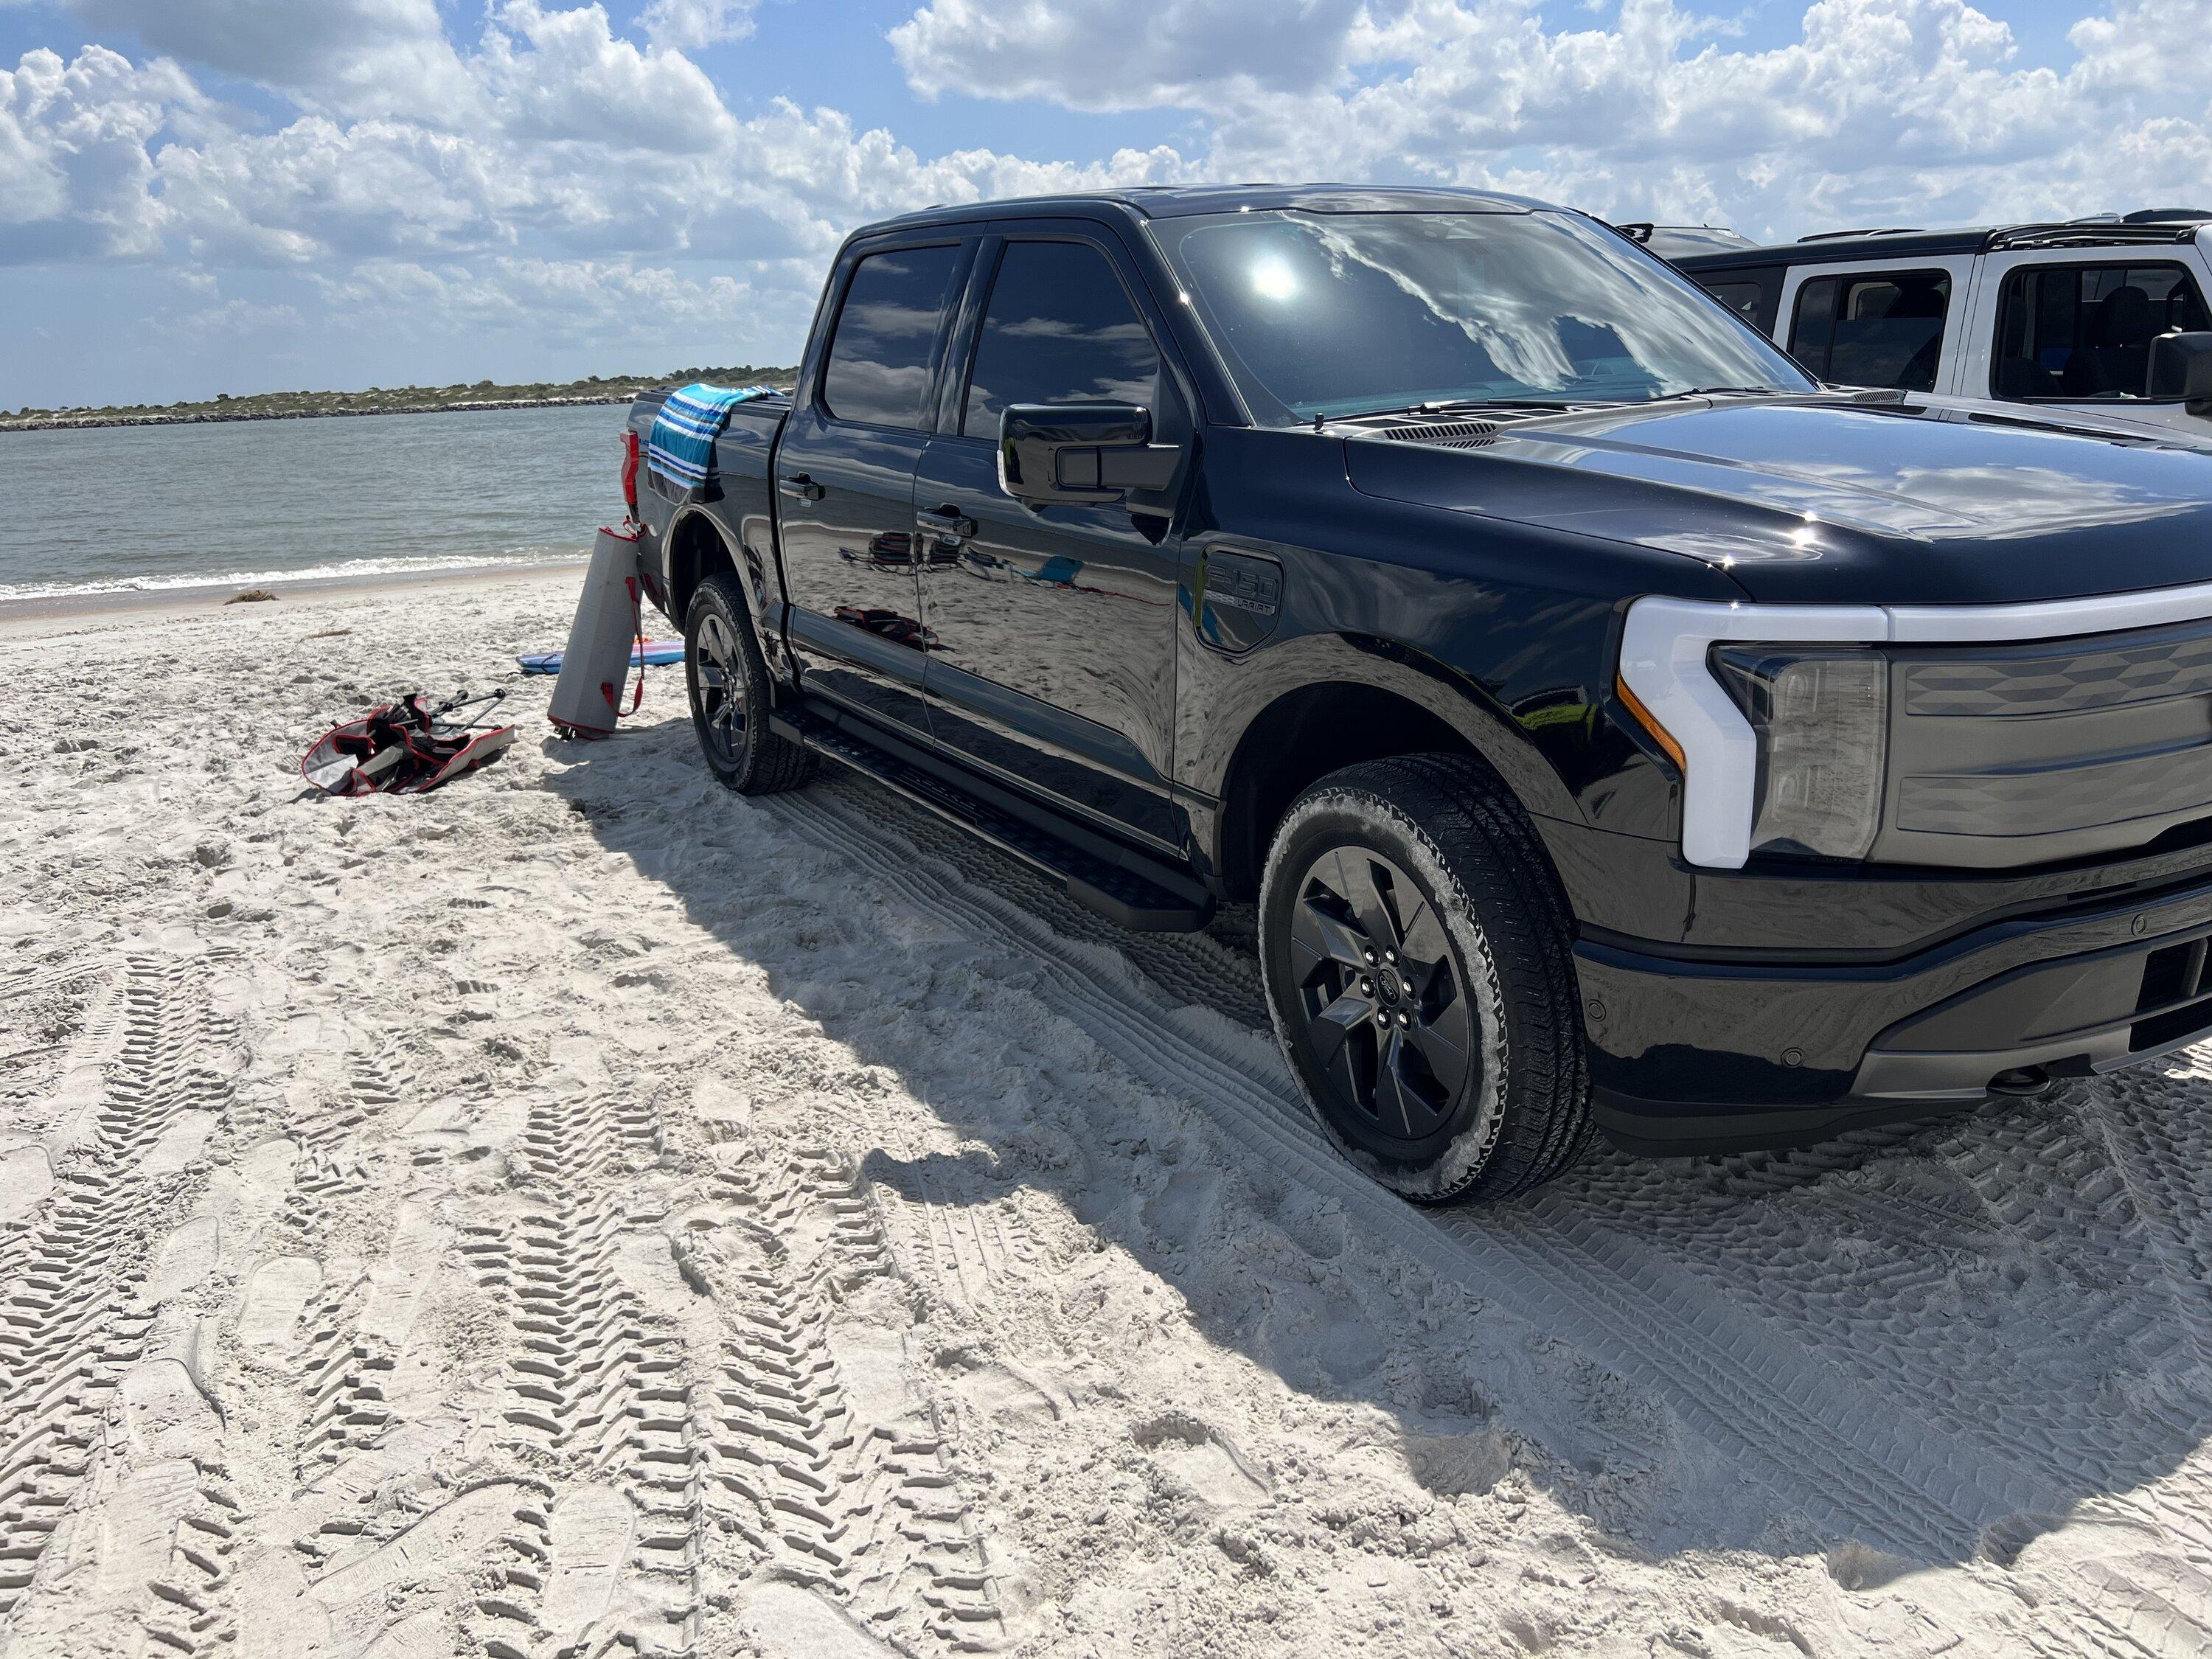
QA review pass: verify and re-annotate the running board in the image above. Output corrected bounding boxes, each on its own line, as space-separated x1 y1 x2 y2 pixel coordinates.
772 706 1214 933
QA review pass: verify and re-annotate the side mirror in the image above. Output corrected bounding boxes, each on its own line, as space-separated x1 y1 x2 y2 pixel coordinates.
999 403 1180 506
2149 331 2212 416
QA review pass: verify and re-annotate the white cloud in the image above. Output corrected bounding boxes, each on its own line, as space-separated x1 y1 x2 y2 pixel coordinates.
477 1 734 152
1 0 2208 406
2068 0 2212 108
157 294 303 340
639 0 759 52
58 0 474 123
889 0 1364 110
0 44 199 260
888 0 2212 237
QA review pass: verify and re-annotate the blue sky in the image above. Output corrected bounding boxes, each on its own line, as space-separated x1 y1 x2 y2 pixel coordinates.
1 0 2205 410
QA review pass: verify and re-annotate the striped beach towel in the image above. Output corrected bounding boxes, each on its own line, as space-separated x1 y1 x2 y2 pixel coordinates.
646 382 775 495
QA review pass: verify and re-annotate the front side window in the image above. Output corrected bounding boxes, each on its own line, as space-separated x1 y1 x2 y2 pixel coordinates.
1787 270 1951 392
1992 262 2211 401
820 244 964 430
1150 209 1812 424
961 240 1162 437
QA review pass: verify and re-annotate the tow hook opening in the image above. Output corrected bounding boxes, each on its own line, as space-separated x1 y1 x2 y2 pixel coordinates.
1986 1065 2053 1098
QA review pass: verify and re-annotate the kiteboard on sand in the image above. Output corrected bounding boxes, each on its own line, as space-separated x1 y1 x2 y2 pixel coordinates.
518 639 683 675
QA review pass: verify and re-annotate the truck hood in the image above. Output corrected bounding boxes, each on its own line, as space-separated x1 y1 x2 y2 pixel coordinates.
1342 394 2212 605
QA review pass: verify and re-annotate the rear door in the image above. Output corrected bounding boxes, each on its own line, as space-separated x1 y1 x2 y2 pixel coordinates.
1963 250 2212 437
774 234 973 732
910 224 1192 849
1775 257 1978 394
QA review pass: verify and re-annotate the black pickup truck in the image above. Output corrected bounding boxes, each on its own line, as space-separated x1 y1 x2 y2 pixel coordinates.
622 184 2212 1205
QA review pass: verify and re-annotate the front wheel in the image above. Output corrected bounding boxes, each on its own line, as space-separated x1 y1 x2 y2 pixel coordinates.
1258 756 1592 1203
684 572 815 794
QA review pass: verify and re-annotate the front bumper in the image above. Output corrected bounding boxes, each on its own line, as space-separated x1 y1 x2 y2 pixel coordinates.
1579 863 2212 1154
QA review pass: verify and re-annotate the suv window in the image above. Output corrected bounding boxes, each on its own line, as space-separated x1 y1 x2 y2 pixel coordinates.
1992 262 2211 401
1787 270 1951 392
820 244 964 430
961 240 1161 438
1701 281 1764 324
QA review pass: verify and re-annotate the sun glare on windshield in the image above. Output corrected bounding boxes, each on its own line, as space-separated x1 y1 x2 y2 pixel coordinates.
1250 257 1298 303
1156 209 1814 423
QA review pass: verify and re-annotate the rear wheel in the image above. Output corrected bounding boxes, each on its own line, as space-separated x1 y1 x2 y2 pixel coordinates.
684 572 814 794
1258 755 1592 1203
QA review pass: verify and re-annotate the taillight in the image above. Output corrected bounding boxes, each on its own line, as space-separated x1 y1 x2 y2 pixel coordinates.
621 429 641 515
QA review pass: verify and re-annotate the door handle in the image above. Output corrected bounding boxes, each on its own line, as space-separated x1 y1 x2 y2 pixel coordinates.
779 473 825 501
918 504 977 538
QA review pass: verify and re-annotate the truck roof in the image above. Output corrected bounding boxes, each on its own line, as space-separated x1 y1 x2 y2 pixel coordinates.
857 184 1550 237
1675 212 2212 274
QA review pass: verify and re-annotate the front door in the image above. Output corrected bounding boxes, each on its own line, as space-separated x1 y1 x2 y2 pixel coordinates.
912 230 1190 849
1961 251 2212 438
775 237 970 733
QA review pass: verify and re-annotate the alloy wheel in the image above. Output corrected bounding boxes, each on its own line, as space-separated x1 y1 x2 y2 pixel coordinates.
692 612 746 764
1286 844 1478 1147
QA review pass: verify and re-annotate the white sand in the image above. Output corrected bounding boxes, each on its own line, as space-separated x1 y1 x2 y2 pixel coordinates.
4 569 2212 1657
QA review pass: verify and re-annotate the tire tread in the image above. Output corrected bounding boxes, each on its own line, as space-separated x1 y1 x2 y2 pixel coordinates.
1267 754 1592 1203
686 572 816 795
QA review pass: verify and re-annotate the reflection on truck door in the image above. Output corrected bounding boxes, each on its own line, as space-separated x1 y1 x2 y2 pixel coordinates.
776 238 970 733
912 229 1188 849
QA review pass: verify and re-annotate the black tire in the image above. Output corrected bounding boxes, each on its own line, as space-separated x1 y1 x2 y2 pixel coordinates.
1257 755 1592 1204
684 572 815 794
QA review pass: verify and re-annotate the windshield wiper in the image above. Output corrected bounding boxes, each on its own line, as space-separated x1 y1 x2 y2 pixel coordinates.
1321 397 1585 424
1648 386 1785 400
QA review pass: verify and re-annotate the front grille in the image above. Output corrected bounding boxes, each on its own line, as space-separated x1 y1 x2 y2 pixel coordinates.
2132 937 2212 1051
1902 618 2212 717
1898 740 2212 836
1877 612 2212 868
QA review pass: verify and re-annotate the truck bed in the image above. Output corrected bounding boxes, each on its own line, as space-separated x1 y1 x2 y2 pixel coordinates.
626 387 791 622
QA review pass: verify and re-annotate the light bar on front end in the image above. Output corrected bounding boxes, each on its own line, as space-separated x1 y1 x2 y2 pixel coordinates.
1617 597 1885 868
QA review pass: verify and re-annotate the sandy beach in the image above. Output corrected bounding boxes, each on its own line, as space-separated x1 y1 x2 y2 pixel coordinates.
5 566 2212 1658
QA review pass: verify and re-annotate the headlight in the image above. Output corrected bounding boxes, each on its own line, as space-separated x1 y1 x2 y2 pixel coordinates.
1711 645 1888 860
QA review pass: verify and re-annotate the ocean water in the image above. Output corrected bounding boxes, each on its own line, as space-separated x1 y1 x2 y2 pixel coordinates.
0 402 632 598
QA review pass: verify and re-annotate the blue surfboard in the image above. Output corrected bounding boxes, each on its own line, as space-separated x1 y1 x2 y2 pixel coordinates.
518 639 685 675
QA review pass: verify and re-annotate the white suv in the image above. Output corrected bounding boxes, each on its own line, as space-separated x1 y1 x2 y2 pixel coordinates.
1669 212 2212 439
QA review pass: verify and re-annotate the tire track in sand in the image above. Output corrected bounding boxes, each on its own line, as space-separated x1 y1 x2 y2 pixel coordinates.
460 1087 698 1658
0 951 239 1635
770 783 2058 1559
695 1144 1004 1653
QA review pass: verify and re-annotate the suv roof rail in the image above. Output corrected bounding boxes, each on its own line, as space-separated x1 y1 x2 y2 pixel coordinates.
2125 206 2212 223
1985 220 2208 251
1798 227 1924 242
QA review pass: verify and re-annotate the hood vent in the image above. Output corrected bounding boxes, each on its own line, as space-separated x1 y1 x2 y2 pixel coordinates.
1382 420 1502 448
1332 403 1611 448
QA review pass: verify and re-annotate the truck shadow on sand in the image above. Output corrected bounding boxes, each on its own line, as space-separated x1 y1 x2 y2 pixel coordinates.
546 718 2212 1572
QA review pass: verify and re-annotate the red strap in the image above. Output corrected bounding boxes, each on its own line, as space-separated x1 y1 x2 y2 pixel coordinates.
620 576 647 716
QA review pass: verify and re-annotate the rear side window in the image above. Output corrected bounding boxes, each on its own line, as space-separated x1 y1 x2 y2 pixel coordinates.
961 240 1162 438
1701 281 1764 324
1787 269 1951 392
1992 263 2211 401
820 245 964 430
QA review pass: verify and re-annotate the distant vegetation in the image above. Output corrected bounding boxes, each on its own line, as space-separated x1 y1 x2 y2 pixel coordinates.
0 366 799 433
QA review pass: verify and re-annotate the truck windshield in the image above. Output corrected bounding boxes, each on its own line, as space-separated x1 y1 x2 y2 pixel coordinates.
1152 209 1816 423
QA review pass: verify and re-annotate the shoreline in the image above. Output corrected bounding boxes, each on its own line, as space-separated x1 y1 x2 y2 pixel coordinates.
0 393 638 436
1 373 797 435
0 555 588 634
